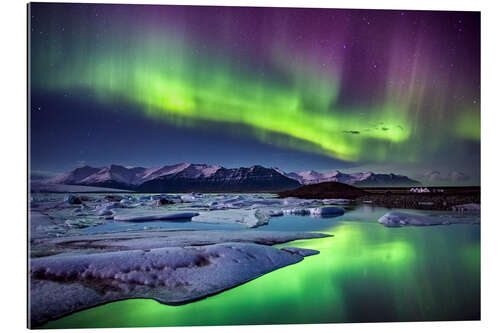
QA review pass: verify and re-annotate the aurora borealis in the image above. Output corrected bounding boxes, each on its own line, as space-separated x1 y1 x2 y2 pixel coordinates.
29 3 480 183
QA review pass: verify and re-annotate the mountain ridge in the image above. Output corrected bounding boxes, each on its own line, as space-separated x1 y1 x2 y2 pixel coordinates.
44 163 421 192
272 167 420 187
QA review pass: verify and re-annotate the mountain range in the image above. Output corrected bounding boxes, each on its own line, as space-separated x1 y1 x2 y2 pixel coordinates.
273 168 421 187
40 163 421 192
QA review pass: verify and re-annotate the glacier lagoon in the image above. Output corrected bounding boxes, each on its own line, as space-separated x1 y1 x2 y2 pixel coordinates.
35 199 480 328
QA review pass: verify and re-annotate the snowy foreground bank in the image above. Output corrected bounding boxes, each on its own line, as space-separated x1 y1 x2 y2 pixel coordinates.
30 234 325 326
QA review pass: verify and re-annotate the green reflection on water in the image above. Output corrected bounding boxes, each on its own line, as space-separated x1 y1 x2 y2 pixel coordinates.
42 214 480 328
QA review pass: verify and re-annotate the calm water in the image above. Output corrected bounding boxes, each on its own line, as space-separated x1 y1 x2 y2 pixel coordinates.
42 206 480 328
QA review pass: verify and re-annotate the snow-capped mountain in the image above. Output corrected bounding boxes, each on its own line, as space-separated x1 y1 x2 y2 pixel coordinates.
273 168 420 187
46 166 103 185
350 172 420 186
78 165 147 186
45 163 419 192
46 163 300 192
138 163 221 183
138 165 300 192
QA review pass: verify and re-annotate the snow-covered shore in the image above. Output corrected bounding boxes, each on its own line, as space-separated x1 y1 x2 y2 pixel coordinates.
30 240 323 326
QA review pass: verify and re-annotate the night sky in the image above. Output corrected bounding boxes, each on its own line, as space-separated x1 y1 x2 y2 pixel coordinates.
29 3 480 184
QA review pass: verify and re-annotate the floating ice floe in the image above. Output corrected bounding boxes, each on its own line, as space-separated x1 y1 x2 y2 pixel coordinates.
96 202 124 210
321 198 351 205
202 195 285 211
181 193 203 203
192 208 269 228
114 211 199 222
283 206 345 217
282 197 320 206
95 208 113 216
378 211 480 227
282 207 310 215
267 210 284 217
120 199 134 205
64 218 101 229
308 206 345 217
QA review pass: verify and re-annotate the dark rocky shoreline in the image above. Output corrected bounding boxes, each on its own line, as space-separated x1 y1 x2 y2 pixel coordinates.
356 193 480 211
279 182 480 211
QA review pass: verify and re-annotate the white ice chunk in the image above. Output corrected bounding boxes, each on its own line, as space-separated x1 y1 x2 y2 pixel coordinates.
96 208 113 216
321 198 351 205
114 211 199 222
378 211 480 227
282 206 344 217
181 194 203 203
192 208 269 228
282 207 310 215
308 206 345 216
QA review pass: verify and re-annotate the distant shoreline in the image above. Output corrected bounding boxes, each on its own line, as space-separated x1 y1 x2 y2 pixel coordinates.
279 184 480 211
30 185 480 212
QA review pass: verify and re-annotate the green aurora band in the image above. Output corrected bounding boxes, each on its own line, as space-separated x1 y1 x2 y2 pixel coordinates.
30 6 480 163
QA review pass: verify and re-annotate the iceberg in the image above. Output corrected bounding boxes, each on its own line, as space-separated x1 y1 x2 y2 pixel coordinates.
114 211 199 222
192 208 269 228
181 193 203 203
321 198 351 205
378 211 480 227
283 206 345 217
308 206 345 217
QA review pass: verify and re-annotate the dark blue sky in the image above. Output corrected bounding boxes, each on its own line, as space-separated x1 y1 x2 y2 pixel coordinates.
30 90 356 173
